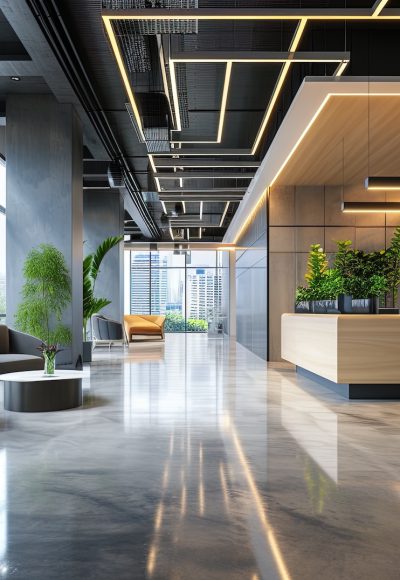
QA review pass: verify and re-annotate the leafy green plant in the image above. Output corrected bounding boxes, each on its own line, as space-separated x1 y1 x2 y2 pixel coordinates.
384 226 400 306
333 240 388 299
296 268 344 302
15 244 72 345
305 244 328 285
164 313 208 332
83 235 123 339
296 241 388 304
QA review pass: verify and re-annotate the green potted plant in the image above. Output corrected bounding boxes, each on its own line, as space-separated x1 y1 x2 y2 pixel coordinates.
83 235 123 362
382 225 400 312
333 241 388 313
296 244 344 313
15 244 71 375
296 241 389 315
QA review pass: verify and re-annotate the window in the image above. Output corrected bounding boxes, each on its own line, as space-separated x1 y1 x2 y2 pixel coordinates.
0 159 5 323
125 250 227 332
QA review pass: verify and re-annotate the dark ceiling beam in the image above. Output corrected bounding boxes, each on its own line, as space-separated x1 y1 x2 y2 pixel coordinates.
157 187 247 193
102 7 380 20
171 51 351 62
160 195 243 202
154 158 260 168
155 171 255 179
0 60 39 75
83 160 110 177
154 149 251 156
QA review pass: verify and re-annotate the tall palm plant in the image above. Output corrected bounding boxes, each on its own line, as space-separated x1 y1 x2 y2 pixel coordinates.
83 235 123 339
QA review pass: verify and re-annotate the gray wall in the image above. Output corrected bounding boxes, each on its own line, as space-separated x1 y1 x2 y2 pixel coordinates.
6 94 83 366
235 195 268 360
269 184 400 361
0 127 5 157
83 189 124 323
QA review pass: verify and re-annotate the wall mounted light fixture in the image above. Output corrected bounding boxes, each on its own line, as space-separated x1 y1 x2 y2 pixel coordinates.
364 177 400 190
342 201 400 212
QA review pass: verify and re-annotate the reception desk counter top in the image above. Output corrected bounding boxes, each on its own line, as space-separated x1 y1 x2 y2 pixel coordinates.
281 313 400 398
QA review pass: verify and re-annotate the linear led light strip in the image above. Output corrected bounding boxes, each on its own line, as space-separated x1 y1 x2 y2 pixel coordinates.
372 0 391 17
170 60 232 145
219 202 230 227
169 52 348 148
103 16 145 141
103 15 347 164
148 154 162 193
252 19 306 155
103 4 395 21
233 91 400 244
157 35 173 122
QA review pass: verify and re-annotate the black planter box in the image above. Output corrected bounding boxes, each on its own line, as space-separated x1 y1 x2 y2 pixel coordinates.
378 307 400 314
295 297 378 314
295 300 340 314
295 301 312 313
351 298 378 314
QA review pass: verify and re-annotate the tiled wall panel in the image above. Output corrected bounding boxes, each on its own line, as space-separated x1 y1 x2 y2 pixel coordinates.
269 184 400 361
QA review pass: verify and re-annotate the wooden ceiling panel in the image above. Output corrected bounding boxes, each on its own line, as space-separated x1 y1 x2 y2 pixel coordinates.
274 95 400 187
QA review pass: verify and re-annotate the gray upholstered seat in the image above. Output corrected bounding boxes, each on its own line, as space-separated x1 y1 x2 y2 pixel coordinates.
91 315 125 350
0 324 44 374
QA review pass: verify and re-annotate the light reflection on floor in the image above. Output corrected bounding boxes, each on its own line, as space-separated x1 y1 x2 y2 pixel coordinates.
0 334 399 579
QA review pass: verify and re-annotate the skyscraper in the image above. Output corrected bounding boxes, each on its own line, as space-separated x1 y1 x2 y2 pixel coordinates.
130 252 168 314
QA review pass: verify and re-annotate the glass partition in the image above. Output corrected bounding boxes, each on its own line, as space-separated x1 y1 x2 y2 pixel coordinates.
126 250 227 333
0 159 5 323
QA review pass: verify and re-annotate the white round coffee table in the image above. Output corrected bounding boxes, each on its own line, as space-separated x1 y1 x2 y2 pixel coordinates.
0 370 83 412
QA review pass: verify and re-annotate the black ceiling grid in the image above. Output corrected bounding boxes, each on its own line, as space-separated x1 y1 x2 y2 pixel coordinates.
0 0 394 240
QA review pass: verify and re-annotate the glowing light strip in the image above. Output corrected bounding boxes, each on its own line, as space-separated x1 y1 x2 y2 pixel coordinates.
372 0 390 17
170 50 345 148
103 10 400 21
199 201 203 220
148 154 157 174
154 160 260 168
334 60 349 77
199 227 202 239
171 57 348 64
182 201 186 213
158 37 174 122
187 228 190 240
103 17 145 140
169 60 182 132
252 18 307 155
217 61 232 142
170 59 232 145
154 150 252 156
148 153 161 191
169 226 174 240
365 176 400 190
342 202 400 212
161 200 167 213
219 202 230 227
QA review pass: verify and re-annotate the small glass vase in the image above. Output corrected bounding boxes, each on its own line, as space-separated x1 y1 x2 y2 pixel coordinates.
43 352 56 376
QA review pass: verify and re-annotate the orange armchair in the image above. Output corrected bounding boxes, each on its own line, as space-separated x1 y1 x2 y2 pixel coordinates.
124 315 166 342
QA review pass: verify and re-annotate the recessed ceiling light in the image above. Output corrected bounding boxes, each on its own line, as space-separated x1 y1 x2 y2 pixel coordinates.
10 76 20 82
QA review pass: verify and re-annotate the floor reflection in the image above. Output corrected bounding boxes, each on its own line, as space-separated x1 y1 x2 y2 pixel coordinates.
0 335 400 578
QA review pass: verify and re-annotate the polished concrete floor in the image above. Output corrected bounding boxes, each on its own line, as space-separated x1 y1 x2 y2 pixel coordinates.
0 334 400 578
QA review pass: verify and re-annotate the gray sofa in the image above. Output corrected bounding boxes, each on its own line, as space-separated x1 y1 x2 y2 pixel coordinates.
91 314 125 350
0 324 44 374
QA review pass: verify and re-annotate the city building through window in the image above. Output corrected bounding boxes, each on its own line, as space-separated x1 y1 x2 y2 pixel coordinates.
125 250 227 332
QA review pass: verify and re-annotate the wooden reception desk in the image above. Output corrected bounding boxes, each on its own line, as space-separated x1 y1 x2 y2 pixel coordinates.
281 313 400 399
